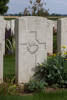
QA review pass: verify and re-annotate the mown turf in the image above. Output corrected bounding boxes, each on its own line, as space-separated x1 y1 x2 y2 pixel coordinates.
3 55 15 78
53 35 57 53
0 90 67 100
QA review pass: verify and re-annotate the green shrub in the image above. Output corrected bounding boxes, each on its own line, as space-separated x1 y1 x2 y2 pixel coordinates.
5 38 15 54
0 83 17 95
34 53 67 88
4 74 15 84
5 30 15 55
24 80 46 93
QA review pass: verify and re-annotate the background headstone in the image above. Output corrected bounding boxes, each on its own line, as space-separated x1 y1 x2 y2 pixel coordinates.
57 18 67 52
10 20 15 35
46 20 53 54
5 20 11 30
5 20 15 35
3 19 5 55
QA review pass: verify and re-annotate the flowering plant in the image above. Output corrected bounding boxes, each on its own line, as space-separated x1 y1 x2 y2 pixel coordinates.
34 52 67 88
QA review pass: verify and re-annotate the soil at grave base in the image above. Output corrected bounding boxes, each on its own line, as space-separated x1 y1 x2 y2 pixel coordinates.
45 87 64 93
0 82 67 96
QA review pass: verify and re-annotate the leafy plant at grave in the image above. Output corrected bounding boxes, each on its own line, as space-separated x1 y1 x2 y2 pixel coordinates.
0 83 17 95
4 74 15 84
5 28 15 54
5 38 15 54
0 76 17 95
24 80 46 93
34 53 67 88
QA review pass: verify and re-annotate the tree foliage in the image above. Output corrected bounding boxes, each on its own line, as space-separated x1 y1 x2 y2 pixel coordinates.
0 0 9 15
23 0 49 16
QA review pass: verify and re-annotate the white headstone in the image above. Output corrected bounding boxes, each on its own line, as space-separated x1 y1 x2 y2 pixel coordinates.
6 20 11 30
5 20 15 35
3 19 5 55
52 21 57 30
0 16 4 83
46 20 53 54
15 17 48 84
11 20 15 35
57 18 67 52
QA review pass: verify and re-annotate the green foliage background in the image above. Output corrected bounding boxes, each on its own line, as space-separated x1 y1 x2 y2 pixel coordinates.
0 0 9 15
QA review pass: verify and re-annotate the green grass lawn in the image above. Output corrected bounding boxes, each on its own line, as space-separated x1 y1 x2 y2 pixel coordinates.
0 91 67 100
3 55 15 79
53 35 57 53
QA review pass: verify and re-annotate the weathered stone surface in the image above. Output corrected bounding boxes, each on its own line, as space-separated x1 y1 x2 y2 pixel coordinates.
57 18 67 52
0 16 4 83
5 20 11 30
11 20 15 35
46 20 53 54
0 43 3 84
52 21 57 30
15 16 49 84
